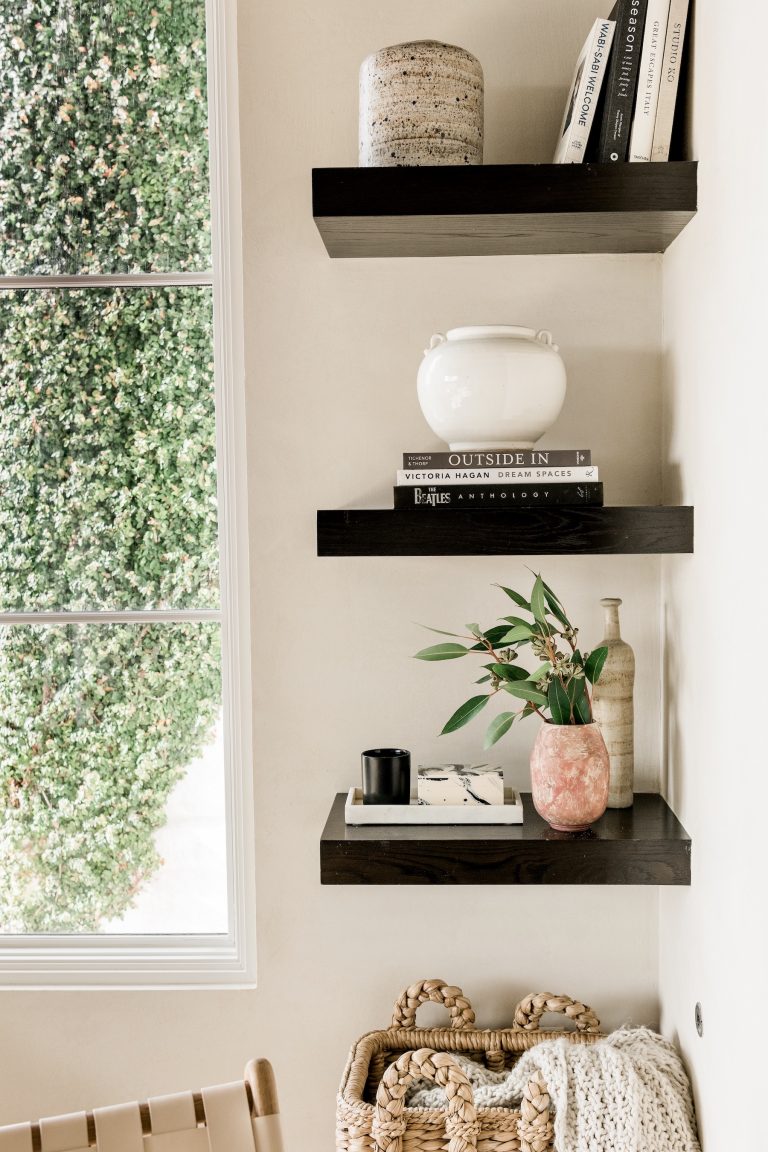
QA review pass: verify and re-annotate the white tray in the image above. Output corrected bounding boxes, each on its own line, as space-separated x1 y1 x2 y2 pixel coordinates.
344 787 524 825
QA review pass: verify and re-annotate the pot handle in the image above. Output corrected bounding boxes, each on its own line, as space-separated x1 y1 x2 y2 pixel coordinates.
424 332 446 356
535 329 558 350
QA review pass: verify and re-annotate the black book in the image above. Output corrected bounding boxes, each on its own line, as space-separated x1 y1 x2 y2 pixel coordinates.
393 482 604 509
597 0 649 162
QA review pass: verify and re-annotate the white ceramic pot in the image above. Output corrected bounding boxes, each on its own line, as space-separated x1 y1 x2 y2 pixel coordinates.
416 325 567 449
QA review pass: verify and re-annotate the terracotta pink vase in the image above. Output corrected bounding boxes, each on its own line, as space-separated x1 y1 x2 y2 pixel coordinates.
530 722 610 832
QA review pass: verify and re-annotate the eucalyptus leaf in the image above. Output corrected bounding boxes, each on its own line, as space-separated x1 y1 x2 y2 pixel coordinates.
530 574 548 626
504 681 548 707
440 694 490 734
541 578 566 609
470 623 510 650
489 662 529 682
567 676 591 724
419 624 470 639
414 643 469 661
548 678 572 725
584 645 609 684
484 711 516 748
495 584 531 610
475 674 492 684
484 623 515 644
498 624 533 643
529 663 552 681
465 623 483 638
574 688 592 724
543 584 570 629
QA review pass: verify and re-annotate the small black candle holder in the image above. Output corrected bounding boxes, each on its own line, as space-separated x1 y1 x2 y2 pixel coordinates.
361 748 411 805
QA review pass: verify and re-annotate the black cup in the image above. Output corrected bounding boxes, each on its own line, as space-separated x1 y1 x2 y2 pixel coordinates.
361 748 411 805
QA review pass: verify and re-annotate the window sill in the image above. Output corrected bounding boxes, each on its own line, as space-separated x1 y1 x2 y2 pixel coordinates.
0 934 256 989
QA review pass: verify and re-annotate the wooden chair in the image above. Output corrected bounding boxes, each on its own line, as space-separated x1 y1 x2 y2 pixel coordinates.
0 1059 283 1152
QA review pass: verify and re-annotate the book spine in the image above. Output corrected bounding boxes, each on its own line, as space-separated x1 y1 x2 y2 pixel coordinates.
597 0 650 162
396 466 599 485
628 0 671 161
650 0 689 161
402 449 592 469
555 20 616 163
394 483 604 509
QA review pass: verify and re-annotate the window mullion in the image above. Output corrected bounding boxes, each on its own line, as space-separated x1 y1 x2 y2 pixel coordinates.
0 610 221 625
0 272 214 291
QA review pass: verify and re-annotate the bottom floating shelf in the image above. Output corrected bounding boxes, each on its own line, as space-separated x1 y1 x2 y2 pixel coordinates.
320 792 691 885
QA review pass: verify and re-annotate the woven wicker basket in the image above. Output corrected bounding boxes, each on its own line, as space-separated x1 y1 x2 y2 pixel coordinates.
336 978 602 1152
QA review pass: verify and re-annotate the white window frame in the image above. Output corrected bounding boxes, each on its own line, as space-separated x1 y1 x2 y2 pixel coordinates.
0 0 255 988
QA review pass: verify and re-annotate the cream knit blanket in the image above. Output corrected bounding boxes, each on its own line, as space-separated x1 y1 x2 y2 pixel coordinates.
404 1027 700 1152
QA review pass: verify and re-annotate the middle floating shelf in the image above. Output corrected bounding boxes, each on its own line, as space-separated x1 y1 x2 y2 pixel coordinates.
317 506 694 557
312 161 698 257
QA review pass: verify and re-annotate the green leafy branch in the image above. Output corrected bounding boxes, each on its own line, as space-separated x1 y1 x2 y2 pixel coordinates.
414 573 608 748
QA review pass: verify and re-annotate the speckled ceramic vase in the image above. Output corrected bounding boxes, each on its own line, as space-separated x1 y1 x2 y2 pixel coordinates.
530 722 610 832
359 40 484 167
592 597 636 808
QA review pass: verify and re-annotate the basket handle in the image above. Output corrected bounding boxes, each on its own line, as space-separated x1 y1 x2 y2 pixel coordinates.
518 1072 554 1152
372 1049 478 1152
390 979 476 1031
513 992 600 1033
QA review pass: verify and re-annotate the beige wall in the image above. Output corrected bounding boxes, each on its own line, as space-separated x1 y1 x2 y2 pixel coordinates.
659 0 768 1148
1 4 675 1149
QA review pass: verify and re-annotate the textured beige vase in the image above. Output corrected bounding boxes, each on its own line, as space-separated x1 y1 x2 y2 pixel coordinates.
359 40 484 167
592 597 635 808
530 722 610 832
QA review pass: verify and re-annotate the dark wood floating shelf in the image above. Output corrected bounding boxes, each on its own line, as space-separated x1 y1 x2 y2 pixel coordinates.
317 506 693 557
312 162 697 258
321 792 691 885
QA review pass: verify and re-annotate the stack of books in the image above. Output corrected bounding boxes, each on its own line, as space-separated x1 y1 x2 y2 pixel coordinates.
554 0 690 165
393 449 602 510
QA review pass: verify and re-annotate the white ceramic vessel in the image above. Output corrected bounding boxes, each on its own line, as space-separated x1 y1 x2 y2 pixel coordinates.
416 325 567 449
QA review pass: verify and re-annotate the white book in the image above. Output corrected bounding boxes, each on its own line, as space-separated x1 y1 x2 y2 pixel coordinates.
628 0 671 161
396 467 599 485
651 0 690 161
553 18 616 163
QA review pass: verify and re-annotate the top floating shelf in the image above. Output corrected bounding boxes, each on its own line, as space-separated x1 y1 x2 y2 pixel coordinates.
312 161 697 258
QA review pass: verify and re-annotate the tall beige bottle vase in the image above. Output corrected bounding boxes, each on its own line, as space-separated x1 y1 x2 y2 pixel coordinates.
592 597 635 808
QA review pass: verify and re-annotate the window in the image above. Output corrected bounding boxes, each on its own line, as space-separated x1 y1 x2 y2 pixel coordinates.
0 0 253 984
